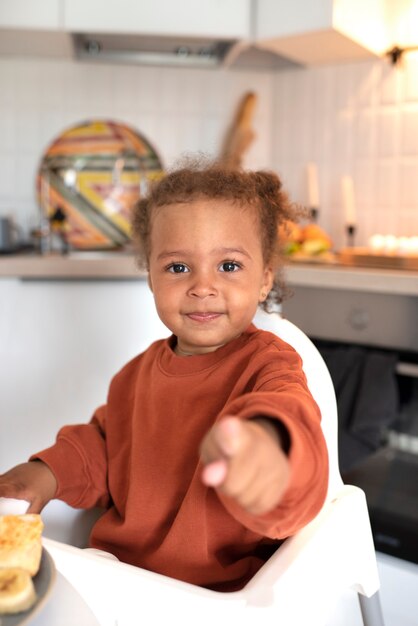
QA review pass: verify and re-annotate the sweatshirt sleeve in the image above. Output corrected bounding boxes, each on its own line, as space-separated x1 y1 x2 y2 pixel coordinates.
215 345 329 539
30 405 110 509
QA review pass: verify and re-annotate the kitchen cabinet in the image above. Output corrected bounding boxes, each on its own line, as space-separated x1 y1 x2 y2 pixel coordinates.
0 0 70 59
0 0 63 30
63 0 251 40
254 0 389 64
0 276 169 475
0 0 394 67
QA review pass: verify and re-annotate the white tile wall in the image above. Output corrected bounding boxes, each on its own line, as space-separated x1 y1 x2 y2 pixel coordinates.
1 53 418 247
272 53 418 248
0 57 274 232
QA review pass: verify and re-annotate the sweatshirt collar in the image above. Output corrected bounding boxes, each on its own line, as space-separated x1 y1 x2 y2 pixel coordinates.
158 324 258 376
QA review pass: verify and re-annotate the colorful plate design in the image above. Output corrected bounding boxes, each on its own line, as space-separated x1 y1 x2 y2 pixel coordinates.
36 120 164 250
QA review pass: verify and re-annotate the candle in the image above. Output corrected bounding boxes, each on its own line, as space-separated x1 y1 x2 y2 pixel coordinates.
384 234 398 252
369 234 385 251
411 237 418 253
306 162 319 209
342 175 356 226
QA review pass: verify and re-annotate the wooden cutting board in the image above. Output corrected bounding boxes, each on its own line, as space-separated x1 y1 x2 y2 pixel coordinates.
218 91 257 169
339 247 418 270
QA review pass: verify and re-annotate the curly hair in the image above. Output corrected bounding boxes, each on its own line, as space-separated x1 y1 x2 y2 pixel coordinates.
131 157 302 311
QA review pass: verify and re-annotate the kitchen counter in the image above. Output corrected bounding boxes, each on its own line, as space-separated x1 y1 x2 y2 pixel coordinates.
285 262 418 297
0 251 146 279
281 262 418 351
1 253 418 296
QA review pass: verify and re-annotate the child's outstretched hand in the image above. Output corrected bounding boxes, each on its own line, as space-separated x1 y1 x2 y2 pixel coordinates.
0 461 57 514
200 416 290 516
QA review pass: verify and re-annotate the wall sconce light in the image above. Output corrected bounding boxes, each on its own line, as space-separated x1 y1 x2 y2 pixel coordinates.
386 0 418 65
387 44 418 65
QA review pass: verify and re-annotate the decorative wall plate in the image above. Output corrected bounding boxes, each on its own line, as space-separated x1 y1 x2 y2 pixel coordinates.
36 120 164 250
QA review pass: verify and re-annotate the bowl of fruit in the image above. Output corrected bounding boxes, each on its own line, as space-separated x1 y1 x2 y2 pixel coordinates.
279 221 336 263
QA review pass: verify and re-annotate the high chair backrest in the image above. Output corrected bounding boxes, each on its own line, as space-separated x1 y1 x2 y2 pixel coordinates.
253 309 343 499
250 310 384 626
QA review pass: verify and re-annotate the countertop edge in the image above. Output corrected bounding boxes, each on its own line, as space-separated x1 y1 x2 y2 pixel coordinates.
1 254 418 295
0 254 147 279
285 263 418 296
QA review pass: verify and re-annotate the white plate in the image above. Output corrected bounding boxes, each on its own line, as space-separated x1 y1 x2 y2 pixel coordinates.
1 548 56 626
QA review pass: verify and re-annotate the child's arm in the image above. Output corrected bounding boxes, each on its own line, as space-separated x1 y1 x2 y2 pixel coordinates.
0 461 57 513
200 416 290 516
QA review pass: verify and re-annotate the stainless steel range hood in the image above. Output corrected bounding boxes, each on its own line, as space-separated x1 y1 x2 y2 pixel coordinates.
72 32 297 70
73 32 238 68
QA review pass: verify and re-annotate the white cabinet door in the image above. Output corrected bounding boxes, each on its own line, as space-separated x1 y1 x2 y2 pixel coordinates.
256 0 333 40
0 278 169 473
0 0 62 30
64 0 251 39
254 0 387 64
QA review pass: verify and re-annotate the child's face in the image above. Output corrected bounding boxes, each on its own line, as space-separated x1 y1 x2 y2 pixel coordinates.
148 198 273 356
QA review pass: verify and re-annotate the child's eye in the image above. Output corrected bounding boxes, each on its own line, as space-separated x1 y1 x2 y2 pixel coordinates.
167 263 189 274
219 261 241 273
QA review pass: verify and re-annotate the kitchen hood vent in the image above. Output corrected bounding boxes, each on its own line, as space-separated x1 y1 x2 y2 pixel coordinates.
73 33 238 68
72 33 298 70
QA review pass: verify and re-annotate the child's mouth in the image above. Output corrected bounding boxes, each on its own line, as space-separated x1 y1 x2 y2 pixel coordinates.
186 312 222 322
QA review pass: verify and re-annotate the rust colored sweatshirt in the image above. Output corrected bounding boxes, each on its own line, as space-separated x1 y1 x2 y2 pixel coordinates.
33 324 328 590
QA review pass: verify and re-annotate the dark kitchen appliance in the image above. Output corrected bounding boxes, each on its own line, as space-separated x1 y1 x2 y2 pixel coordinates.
333 346 418 564
344 443 418 563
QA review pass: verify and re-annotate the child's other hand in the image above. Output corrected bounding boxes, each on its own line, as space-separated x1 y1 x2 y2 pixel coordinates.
0 461 57 514
200 416 290 516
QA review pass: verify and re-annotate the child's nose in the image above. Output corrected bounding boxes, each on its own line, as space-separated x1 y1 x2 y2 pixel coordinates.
187 270 217 298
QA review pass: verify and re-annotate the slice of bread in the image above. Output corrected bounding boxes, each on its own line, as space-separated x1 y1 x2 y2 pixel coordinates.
0 568 37 614
0 514 44 576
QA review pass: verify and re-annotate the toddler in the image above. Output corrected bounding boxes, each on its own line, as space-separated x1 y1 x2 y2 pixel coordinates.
0 161 328 591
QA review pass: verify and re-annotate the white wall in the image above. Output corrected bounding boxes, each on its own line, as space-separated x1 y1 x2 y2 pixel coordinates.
1 53 418 246
272 54 418 248
0 57 274 234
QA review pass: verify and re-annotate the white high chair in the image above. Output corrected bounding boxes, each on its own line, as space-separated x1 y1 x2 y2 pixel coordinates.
39 313 384 626
252 310 385 626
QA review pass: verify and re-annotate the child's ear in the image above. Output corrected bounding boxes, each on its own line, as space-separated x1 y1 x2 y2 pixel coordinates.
259 266 274 301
